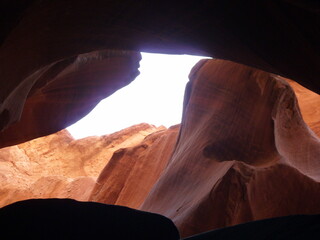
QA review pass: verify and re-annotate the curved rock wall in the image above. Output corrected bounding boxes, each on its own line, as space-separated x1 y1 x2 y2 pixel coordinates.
141 59 320 237
0 50 141 148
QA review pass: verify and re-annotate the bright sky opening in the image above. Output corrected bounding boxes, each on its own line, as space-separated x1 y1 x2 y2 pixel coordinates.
67 52 210 139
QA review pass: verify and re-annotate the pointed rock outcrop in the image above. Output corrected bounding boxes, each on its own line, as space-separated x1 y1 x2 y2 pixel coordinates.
90 125 179 208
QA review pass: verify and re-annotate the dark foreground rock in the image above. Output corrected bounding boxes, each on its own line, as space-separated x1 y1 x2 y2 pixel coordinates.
0 198 180 240
183 215 320 240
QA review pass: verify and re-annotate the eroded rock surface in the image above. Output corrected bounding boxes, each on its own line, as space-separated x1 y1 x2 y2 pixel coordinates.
141 59 320 237
0 123 163 207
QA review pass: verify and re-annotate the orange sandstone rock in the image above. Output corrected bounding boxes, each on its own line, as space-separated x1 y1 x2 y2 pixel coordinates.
141 59 320 237
90 125 179 209
0 123 162 207
286 79 320 137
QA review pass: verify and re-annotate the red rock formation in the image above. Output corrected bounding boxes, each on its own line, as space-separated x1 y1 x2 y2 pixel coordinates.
1 1 319 149
90 125 179 209
0 123 162 207
141 59 320 237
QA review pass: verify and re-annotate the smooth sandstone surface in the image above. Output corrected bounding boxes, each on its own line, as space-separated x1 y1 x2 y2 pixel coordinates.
141 59 320 237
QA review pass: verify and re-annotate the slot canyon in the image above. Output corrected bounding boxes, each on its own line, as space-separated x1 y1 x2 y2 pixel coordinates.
0 1 319 239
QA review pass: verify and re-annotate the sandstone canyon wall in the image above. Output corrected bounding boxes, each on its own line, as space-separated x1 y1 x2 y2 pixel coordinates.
141 59 320 237
0 123 165 207
0 1 319 239
0 58 319 238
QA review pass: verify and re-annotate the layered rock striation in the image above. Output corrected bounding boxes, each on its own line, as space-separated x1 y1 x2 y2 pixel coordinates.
141 59 320 237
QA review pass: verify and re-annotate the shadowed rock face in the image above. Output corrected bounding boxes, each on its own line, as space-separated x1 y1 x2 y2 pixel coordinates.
0 1 319 148
0 50 141 148
141 59 320 237
183 215 320 240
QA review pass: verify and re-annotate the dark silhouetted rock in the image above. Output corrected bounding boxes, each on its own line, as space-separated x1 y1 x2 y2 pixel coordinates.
0 198 180 240
183 215 320 240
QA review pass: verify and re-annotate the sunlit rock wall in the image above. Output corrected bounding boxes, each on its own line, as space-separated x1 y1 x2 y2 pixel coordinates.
0 123 163 207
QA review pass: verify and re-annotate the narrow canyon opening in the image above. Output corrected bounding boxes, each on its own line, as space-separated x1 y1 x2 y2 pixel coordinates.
67 52 209 139
0 55 319 239
0 53 210 209
1 1 320 239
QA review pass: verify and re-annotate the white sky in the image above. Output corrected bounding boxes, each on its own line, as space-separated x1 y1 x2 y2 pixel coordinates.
67 52 209 139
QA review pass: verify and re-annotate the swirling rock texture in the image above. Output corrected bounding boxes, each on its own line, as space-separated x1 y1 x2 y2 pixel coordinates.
0 123 163 207
141 59 320 238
